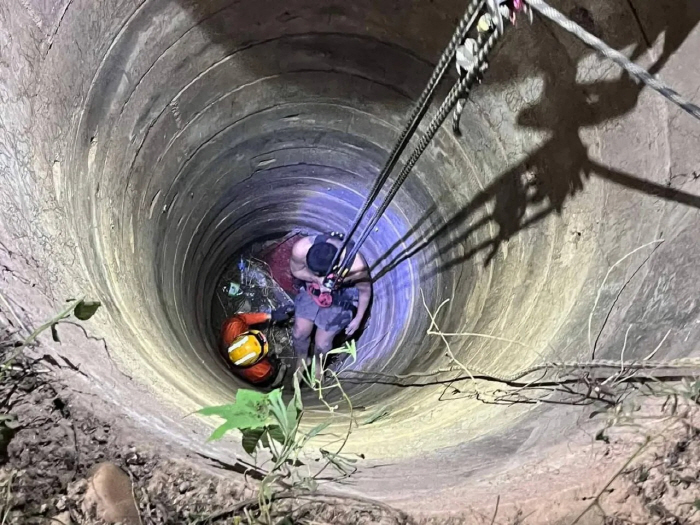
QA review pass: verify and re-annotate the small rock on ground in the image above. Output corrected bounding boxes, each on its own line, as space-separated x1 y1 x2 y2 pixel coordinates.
82 462 140 524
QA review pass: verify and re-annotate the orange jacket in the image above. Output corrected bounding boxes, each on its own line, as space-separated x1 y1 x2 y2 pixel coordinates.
221 313 274 385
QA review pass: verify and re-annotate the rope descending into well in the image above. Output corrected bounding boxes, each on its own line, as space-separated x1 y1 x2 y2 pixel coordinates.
329 3 507 283
330 1 700 283
328 0 488 277
526 0 700 121
339 27 505 270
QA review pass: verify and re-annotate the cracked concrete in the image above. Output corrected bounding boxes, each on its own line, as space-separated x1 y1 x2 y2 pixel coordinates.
1 0 700 519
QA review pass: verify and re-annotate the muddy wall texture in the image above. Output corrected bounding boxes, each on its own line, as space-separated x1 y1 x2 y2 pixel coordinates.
1 0 700 516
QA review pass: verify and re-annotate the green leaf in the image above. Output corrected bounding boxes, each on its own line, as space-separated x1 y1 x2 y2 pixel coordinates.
261 483 273 501
298 359 316 388
293 373 303 412
51 323 60 343
693 499 700 511
73 300 101 321
310 357 317 385
261 425 286 447
267 389 291 437
327 341 356 363
240 428 265 455
208 421 240 442
198 389 272 440
286 397 299 431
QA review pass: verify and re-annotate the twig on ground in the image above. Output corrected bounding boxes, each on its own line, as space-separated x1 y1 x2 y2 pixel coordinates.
0 291 28 336
341 357 700 385
1 471 14 525
1 298 84 375
489 495 500 525
644 329 671 361
132 483 144 525
620 325 632 374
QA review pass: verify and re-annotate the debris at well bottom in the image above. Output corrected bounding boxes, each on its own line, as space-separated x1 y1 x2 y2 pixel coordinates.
213 251 296 365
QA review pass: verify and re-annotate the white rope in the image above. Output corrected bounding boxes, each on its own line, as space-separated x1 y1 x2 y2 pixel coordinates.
525 0 700 121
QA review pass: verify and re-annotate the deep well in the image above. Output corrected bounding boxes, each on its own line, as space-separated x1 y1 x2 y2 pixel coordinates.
1 0 700 514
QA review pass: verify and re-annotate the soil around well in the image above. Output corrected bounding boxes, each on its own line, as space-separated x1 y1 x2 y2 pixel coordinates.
1 301 699 524
0 318 414 524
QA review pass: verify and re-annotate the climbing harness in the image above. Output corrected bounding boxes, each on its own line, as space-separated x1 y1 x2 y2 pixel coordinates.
306 282 357 310
324 0 700 289
306 282 334 308
308 232 357 308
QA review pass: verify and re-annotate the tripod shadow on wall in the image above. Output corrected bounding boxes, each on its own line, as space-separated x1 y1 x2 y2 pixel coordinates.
374 2 700 282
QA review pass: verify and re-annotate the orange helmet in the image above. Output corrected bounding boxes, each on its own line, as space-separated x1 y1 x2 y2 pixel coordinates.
227 330 268 367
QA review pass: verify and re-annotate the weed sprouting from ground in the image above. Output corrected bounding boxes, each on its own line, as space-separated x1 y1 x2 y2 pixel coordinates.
196 342 404 525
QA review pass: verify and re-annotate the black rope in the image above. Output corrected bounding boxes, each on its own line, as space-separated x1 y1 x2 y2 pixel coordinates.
326 0 487 277
337 26 505 276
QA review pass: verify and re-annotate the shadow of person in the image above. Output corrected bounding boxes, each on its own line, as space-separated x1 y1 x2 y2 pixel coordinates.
377 2 700 280
435 66 700 276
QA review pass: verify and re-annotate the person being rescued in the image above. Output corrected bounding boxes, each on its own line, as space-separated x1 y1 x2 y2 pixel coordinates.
289 232 372 374
220 306 292 387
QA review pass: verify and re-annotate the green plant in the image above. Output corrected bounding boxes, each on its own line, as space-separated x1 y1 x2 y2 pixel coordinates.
1 296 101 374
197 342 359 524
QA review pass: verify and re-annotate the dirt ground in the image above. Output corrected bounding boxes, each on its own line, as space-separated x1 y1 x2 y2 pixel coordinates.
603 421 700 525
0 319 415 524
2 306 699 524
0 321 252 524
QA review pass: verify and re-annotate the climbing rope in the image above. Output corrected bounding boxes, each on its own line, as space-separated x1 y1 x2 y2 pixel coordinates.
327 0 700 286
326 0 487 279
328 3 513 284
338 27 505 273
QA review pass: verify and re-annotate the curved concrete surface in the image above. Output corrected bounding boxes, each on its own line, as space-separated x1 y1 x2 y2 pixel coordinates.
2 0 700 514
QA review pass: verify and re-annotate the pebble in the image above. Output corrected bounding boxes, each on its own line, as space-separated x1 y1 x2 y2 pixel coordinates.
93 428 108 444
12 492 26 506
125 452 141 465
178 481 191 494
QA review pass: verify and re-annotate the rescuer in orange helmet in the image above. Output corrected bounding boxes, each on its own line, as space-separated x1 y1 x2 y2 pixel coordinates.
220 306 292 386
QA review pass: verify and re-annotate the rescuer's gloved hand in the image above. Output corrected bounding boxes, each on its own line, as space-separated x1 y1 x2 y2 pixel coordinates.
271 305 294 323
